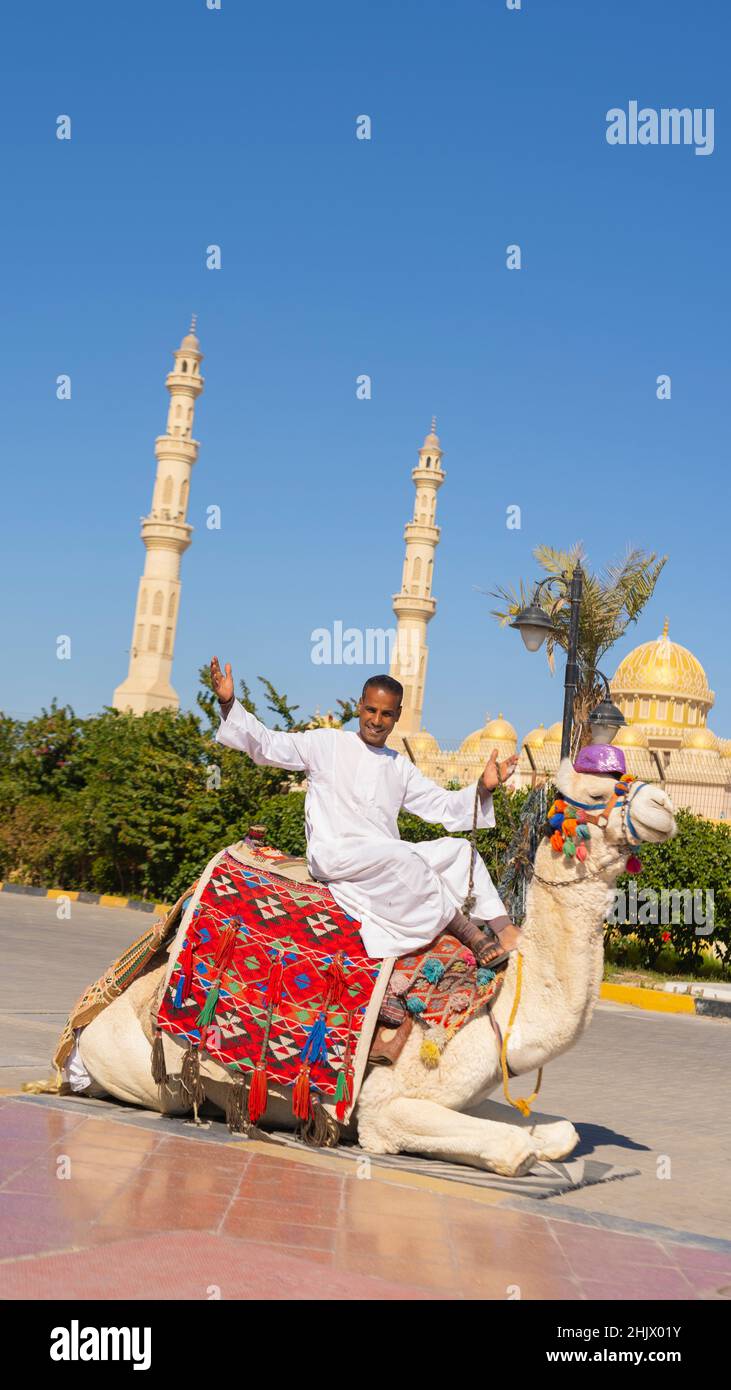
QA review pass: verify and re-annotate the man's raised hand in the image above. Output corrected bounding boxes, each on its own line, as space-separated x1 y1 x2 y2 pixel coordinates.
480 747 519 792
210 656 234 704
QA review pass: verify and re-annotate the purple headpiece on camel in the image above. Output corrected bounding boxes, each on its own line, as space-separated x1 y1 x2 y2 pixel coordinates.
573 744 626 776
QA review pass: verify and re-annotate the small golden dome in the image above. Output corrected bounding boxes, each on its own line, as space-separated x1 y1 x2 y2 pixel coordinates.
614 724 648 748
720 741 731 759
545 721 564 744
523 723 546 747
406 730 440 755
483 713 517 743
612 619 712 703
460 713 516 754
683 727 717 752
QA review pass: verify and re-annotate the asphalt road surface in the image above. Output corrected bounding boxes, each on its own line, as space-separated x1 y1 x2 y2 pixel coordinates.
2 893 728 1240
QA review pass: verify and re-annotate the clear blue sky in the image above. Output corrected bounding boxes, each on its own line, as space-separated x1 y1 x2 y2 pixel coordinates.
1 0 727 744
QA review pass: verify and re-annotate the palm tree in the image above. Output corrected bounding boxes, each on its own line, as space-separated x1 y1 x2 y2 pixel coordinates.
490 544 668 751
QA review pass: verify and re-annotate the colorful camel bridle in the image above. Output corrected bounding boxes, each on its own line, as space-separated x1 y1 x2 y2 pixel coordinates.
547 772 646 874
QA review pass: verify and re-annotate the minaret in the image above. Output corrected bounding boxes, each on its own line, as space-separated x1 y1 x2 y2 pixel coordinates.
112 319 205 714
389 419 445 737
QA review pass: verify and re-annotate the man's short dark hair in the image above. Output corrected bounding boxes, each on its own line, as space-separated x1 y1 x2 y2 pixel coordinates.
361 674 403 704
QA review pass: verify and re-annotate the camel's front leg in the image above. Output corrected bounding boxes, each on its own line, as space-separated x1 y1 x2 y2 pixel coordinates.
357 1095 540 1177
475 1099 579 1162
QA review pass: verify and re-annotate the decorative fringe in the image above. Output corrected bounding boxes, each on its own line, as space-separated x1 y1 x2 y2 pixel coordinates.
196 983 221 1029
300 1012 328 1066
300 1100 340 1148
175 932 197 1007
214 924 239 971
323 951 347 1007
225 1079 248 1134
151 1029 168 1085
334 1065 354 1122
180 1043 205 1110
265 954 283 1007
292 1063 313 1121
247 1062 269 1125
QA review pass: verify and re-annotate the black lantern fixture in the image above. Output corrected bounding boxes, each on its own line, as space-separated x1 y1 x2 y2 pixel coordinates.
509 600 555 653
588 672 626 745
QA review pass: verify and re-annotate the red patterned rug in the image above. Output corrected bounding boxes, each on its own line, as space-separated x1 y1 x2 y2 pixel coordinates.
156 846 385 1125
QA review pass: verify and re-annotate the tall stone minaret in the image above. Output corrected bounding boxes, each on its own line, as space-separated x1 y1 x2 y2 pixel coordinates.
389 419 445 737
113 319 205 714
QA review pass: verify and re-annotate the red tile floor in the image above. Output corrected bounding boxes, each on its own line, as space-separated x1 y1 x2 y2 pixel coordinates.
1 1097 729 1301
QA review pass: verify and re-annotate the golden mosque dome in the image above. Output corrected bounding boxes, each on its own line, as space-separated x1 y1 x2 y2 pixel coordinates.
614 723 649 748
684 727 718 752
612 619 712 704
460 713 517 754
545 721 564 744
524 723 546 747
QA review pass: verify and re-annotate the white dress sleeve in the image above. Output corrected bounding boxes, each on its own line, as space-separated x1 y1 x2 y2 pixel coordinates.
215 698 312 772
401 761 496 832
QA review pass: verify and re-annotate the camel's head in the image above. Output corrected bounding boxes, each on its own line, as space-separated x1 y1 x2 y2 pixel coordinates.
555 755 676 865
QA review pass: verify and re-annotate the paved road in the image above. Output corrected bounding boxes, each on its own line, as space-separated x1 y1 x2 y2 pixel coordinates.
2 894 729 1240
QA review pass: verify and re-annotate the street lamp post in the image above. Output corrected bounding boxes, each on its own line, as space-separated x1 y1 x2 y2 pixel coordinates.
509 564 627 756
510 563 585 759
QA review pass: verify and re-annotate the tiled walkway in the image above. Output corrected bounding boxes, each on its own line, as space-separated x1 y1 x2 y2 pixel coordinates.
1 1097 729 1300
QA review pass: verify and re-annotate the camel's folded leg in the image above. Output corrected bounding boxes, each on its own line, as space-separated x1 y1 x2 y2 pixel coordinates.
474 1099 579 1162
357 1095 540 1177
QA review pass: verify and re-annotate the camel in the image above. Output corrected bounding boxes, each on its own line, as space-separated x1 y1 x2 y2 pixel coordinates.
74 759 676 1177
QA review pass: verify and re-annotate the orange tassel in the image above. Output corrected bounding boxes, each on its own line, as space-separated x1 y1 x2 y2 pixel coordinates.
214 925 238 973
323 951 347 1007
550 830 564 852
247 1063 268 1125
563 818 577 835
292 1064 312 1120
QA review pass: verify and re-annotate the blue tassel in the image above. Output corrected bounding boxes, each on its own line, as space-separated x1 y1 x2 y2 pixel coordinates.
422 957 445 984
548 813 564 828
407 996 426 1015
476 967 496 988
300 1012 328 1065
174 975 185 1010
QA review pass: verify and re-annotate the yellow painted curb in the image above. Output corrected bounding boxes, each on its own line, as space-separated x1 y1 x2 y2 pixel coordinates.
99 894 131 908
46 889 79 901
600 981 696 1014
155 904 172 916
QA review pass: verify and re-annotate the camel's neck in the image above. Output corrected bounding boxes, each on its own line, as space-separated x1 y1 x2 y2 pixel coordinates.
495 838 624 1070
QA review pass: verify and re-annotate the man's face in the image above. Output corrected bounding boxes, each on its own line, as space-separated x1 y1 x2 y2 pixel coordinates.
357 686 402 747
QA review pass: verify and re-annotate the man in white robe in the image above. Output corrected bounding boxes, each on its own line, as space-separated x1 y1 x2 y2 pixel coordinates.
211 659 520 983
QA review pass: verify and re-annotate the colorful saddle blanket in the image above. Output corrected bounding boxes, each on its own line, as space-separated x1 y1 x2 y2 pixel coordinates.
156 845 384 1124
156 840 507 1126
